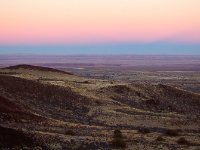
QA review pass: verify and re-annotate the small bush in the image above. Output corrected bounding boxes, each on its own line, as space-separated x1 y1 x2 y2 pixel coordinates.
95 100 101 105
114 129 123 138
112 137 126 148
83 81 89 84
65 130 75 136
138 128 150 134
156 136 165 142
165 129 179 136
111 130 126 148
13 145 22 150
177 137 190 145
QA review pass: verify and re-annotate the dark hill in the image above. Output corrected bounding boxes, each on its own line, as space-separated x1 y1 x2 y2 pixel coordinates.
0 75 91 123
4 64 73 75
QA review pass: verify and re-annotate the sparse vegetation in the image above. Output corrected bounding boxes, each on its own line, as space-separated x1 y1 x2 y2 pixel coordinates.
0 64 200 149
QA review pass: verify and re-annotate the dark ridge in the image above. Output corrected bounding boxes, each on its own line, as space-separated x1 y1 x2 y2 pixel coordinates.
0 96 22 113
0 126 34 148
0 96 44 121
0 75 91 122
0 126 47 149
4 64 73 75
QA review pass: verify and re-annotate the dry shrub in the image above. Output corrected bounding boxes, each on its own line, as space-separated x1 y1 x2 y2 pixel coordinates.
177 137 190 145
111 129 126 148
65 130 75 136
156 136 165 142
165 129 179 136
138 128 150 134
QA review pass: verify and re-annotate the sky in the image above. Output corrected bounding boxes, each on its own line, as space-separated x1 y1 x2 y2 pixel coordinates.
0 0 200 54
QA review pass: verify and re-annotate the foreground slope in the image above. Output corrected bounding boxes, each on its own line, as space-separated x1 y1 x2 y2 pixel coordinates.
0 65 200 150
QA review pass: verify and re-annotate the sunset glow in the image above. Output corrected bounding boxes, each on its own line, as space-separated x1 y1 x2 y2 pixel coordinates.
0 0 200 45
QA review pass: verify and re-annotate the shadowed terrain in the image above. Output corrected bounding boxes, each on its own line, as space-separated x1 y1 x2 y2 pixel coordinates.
0 64 200 149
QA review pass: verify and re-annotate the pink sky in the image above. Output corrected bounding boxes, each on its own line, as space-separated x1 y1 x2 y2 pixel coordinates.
0 0 200 44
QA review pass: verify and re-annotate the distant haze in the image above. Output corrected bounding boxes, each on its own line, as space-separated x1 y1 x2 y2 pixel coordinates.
0 43 200 55
1 55 200 68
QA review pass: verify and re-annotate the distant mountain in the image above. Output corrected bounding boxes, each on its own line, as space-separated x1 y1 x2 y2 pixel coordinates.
4 64 73 75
